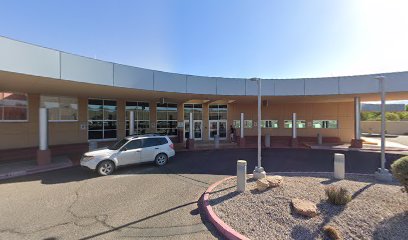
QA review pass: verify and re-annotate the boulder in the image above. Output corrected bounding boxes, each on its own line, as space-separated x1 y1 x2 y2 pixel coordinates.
266 175 283 187
256 178 270 191
291 198 319 218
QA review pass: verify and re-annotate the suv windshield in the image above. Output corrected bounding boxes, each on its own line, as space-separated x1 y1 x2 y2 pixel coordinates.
108 138 129 150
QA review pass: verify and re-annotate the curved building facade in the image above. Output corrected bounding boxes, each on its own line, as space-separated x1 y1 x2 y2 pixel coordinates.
1 36 408 163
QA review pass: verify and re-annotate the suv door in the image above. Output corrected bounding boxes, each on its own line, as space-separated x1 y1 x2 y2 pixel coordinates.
140 138 164 162
116 139 142 165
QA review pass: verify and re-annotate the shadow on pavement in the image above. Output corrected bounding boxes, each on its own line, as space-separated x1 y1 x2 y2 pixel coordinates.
0 148 404 185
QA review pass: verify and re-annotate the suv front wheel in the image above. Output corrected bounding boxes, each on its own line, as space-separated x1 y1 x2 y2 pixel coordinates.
155 153 168 166
97 160 115 176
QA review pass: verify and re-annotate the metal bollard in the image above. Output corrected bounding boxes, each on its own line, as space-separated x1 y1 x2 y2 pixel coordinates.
334 153 345 179
265 133 271 148
214 135 220 149
317 133 323 145
237 160 247 192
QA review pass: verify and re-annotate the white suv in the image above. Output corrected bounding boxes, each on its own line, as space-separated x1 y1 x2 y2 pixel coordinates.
81 135 175 175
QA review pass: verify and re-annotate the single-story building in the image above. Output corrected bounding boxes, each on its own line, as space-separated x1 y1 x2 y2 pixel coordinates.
1 36 408 164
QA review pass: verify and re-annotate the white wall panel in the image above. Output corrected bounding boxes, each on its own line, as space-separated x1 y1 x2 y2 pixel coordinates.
216 78 245 95
114 64 154 90
339 75 379 94
245 79 275 96
153 71 186 93
186 75 216 94
274 79 305 96
0 37 60 78
61 53 113 85
305 78 339 95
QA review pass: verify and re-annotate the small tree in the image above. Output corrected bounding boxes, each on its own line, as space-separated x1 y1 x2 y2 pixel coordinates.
391 156 408 194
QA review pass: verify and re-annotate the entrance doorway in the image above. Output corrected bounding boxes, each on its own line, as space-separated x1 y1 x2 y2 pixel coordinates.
209 120 227 140
184 120 203 140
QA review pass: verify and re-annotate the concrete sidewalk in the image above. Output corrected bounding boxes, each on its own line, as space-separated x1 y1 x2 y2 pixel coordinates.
0 156 73 181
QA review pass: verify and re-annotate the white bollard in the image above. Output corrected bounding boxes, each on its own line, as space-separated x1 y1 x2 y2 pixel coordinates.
317 133 323 145
214 134 220 149
237 160 247 192
334 153 345 179
265 133 270 148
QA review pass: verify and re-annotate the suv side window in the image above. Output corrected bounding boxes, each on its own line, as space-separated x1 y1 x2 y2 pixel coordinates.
142 138 167 148
123 139 142 150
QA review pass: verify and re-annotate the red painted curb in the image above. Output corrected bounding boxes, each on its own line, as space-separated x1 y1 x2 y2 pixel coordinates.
201 176 250 240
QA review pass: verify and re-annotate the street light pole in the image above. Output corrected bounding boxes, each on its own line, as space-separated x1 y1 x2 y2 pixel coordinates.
374 76 392 182
251 78 266 179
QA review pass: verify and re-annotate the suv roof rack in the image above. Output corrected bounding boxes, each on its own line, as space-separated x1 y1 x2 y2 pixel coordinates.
128 133 164 138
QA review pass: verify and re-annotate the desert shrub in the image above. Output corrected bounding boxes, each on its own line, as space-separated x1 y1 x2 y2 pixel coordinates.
391 156 408 194
325 186 352 205
386 112 400 121
323 225 342 240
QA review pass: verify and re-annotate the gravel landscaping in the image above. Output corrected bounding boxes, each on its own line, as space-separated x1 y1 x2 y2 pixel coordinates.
209 173 408 240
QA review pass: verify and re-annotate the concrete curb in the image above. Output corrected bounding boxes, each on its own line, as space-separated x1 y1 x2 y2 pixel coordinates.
201 176 250 240
0 162 73 181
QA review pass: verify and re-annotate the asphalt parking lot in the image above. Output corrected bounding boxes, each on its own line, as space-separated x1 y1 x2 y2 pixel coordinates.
0 148 402 239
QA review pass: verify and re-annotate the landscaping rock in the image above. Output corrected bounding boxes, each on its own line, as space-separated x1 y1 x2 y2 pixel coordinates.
256 178 270 191
267 175 283 187
291 198 319 218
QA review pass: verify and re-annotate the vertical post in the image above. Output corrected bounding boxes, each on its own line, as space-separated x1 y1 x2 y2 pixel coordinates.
186 112 195 149
189 112 193 140
252 78 266 179
292 113 297 139
291 113 298 147
237 160 247 192
379 77 386 171
39 108 48 150
37 108 51 165
239 112 245 147
350 97 363 148
129 111 135 136
374 76 392 181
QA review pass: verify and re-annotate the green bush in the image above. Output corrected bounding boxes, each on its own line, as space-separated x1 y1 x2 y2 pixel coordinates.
325 186 352 205
386 112 400 121
391 156 408 193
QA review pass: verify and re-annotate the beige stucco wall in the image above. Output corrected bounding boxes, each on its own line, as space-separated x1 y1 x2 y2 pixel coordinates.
0 92 355 150
361 121 408 135
228 101 354 142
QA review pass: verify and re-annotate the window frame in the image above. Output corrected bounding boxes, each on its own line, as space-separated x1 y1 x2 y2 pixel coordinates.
261 120 279 128
87 98 118 141
284 120 307 129
156 102 178 136
0 92 29 122
312 120 338 129
40 95 78 122
125 101 150 136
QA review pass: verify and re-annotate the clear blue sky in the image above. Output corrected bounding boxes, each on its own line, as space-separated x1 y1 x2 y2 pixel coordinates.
1 0 408 79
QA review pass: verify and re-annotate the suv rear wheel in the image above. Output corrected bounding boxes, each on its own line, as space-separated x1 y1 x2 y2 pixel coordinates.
155 153 168 166
97 160 115 176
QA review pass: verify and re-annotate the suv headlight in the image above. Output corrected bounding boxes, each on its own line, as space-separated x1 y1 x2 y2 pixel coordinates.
81 156 95 162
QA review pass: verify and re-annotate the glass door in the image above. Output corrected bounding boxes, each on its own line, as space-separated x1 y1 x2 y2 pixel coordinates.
209 120 227 140
184 120 202 140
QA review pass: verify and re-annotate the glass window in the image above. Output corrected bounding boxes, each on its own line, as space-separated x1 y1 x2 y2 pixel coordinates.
126 101 150 136
209 104 228 120
0 92 28 121
233 120 240 128
261 120 278 128
124 139 142 150
108 138 129 150
142 138 163 148
313 120 338 129
184 104 202 120
157 103 178 136
40 96 78 121
88 99 117 140
244 120 253 128
284 120 306 128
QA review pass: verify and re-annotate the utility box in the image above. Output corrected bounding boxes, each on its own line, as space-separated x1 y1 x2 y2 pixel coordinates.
89 141 98 151
334 153 345 179
237 160 247 192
